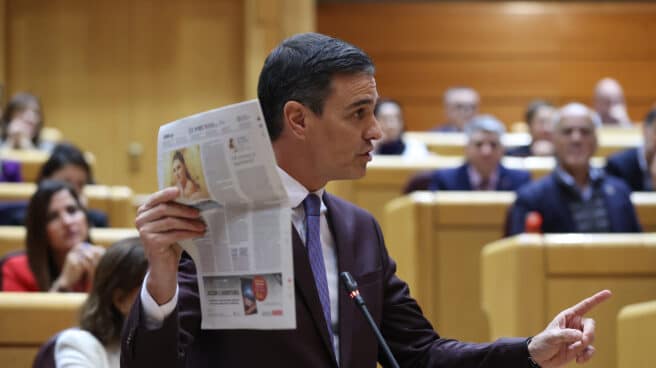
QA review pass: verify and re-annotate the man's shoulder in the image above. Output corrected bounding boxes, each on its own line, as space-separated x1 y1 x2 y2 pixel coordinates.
602 173 633 194
323 192 376 221
608 147 640 165
501 165 531 180
516 173 555 199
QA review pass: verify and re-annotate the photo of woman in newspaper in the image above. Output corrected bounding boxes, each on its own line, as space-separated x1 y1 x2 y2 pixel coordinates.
168 146 212 203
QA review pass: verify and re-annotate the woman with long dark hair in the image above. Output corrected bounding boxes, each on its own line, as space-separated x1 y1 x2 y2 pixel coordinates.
0 180 104 291
52 237 148 367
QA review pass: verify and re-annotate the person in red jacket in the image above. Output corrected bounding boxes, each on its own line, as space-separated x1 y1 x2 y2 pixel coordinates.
1 180 104 292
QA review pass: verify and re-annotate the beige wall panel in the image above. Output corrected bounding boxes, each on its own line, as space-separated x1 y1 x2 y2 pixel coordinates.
128 0 244 191
6 0 244 192
318 2 656 131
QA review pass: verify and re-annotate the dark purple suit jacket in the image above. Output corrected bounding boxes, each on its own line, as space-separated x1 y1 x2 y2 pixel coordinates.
121 193 529 368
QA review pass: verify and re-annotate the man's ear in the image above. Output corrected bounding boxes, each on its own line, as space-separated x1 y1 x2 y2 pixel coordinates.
283 101 308 139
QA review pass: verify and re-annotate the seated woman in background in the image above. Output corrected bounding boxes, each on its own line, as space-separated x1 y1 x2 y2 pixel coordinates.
0 180 105 292
56 238 146 367
38 142 108 227
0 92 55 151
373 98 429 158
33 237 148 368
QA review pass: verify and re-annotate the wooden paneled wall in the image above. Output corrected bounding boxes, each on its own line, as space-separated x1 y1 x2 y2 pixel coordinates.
318 2 656 131
3 0 314 192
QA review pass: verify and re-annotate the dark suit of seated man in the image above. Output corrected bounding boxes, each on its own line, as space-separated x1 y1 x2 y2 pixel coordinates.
123 33 611 368
406 115 531 193
508 103 642 235
604 108 656 191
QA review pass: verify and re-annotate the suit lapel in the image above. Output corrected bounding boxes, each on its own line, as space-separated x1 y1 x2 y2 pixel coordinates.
457 164 473 190
323 193 355 368
496 165 508 190
291 227 337 365
550 173 576 232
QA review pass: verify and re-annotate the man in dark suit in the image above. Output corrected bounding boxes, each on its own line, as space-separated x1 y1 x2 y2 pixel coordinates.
605 108 656 191
508 103 642 235
122 33 610 368
405 115 531 193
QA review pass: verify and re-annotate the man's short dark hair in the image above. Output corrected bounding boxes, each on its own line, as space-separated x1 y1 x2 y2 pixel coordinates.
525 100 553 125
645 108 656 127
257 33 374 141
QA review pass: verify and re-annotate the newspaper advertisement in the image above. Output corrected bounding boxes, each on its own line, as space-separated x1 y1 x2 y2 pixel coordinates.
157 100 295 330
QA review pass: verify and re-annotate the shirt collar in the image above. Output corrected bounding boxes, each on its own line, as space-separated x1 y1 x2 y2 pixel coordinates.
277 167 326 212
467 164 499 190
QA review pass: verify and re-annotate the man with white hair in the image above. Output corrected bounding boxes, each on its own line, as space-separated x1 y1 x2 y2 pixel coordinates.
405 115 531 192
593 77 632 127
507 103 641 235
433 87 480 132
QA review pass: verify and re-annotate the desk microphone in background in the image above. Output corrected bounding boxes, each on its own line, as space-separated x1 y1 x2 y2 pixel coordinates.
340 271 400 368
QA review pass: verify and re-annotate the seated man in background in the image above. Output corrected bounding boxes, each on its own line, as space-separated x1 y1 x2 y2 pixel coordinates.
432 86 479 132
507 103 641 235
593 77 632 127
405 115 531 192
372 98 429 158
605 108 656 191
506 100 556 157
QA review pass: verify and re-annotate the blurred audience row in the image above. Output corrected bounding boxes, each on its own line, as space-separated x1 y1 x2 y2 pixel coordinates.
401 102 652 235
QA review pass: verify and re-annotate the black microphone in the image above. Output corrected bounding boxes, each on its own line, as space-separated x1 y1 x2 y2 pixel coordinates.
340 272 400 368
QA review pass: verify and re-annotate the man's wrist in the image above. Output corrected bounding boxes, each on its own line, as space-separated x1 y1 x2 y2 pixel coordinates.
526 337 541 368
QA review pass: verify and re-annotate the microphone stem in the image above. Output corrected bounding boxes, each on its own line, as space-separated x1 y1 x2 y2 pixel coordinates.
357 302 400 368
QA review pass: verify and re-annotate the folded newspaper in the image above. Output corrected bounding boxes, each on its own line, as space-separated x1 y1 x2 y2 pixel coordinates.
157 100 295 330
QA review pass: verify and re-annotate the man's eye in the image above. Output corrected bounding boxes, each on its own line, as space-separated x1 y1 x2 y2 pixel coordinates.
353 109 365 119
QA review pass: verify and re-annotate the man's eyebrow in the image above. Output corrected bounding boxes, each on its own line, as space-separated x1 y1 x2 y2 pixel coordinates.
346 98 375 110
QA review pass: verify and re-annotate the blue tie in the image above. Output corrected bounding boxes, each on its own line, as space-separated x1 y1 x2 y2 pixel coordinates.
303 193 334 343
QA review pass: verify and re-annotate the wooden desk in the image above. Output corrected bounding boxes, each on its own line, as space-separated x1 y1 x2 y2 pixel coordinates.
0 183 135 228
0 148 96 183
383 192 656 344
0 292 85 367
617 300 656 368
482 234 656 368
0 226 139 258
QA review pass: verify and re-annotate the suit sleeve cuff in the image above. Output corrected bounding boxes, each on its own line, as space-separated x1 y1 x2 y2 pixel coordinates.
140 272 179 330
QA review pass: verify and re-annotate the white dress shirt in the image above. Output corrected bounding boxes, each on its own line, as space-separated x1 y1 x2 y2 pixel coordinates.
140 167 340 358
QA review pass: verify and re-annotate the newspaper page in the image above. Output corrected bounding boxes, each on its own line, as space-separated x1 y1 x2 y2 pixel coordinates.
157 100 295 330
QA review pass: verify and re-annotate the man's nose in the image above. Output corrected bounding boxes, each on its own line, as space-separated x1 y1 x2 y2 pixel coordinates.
368 116 383 141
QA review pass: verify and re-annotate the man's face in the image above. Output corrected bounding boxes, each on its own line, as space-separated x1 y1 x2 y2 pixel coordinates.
304 73 382 182
446 90 479 129
529 106 555 142
553 115 597 173
465 131 503 178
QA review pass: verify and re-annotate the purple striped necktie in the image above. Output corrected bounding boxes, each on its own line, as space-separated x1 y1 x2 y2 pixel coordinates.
303 193 334 344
